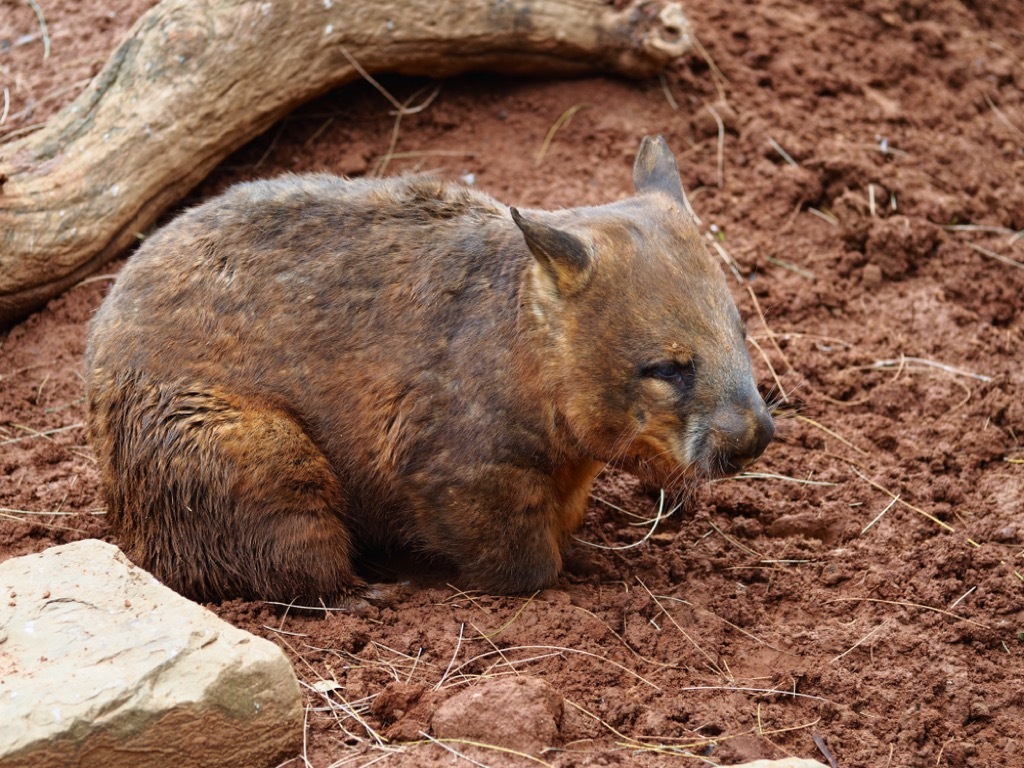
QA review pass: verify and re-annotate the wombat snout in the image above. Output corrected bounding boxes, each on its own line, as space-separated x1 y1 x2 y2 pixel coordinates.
703 397 775 476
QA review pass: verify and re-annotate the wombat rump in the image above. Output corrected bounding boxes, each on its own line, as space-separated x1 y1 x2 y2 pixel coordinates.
86 136 774 606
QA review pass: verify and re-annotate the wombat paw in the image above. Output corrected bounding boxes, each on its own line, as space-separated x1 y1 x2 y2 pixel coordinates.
361 581 409 608
321 581 409 616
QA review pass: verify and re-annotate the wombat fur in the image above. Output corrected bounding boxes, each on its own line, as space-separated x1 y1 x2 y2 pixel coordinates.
85 136 774 606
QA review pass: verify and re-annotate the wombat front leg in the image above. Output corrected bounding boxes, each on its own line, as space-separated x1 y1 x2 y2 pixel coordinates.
95 380 365 607
427 463 598 594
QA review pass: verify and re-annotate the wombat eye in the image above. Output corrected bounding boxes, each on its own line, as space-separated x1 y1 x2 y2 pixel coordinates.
643 360 696 386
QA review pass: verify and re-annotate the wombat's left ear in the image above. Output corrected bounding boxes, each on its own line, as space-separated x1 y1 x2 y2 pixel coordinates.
511 208 594 295
633 135 700 223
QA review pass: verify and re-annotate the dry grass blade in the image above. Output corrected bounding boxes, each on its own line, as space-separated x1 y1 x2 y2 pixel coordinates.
745 283 794 376
825 597 991 630
807 207 839 226
658 72 678 110
860 494 900 534
637 579 727 679
984 93 1024 141
850 467 956 533
830 619 890 663
948 586 977 609
475 593 537 639
0 511 91 533
418 733 556 768
943 224 1018 235
25 0 50 59
448 644 661 691
707 235 742 280
862 356 992 382
671 685 829 703
0 505 103 517
707 104 725 188
1 87 9 127
767 136 798 166
563 603 681 669
1 77 93 129
794 414 868 455
654 592 792 655
535 103 589 166
765 254 815 279
715 471 838 487
435 622 467 690
690 34 729 102
0 422 84 445
707 520 765 559
966 241 1024 271
574 489 682 551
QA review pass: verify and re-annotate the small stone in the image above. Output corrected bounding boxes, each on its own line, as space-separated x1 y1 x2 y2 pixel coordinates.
431 676 562 755
862 262 883 288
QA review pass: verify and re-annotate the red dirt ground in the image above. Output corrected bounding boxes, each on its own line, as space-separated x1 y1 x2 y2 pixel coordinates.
2 1 1023 766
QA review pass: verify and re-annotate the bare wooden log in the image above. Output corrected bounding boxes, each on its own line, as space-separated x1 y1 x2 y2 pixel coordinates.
0 0 691 326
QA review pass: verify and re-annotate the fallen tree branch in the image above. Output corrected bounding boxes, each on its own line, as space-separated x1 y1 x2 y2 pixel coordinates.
0 0 691 326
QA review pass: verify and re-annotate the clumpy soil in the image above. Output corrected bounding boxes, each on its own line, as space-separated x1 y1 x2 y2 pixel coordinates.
2 1 1023 766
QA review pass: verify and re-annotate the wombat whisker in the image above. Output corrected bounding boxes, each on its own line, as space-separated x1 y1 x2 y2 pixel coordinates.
747 336 788 404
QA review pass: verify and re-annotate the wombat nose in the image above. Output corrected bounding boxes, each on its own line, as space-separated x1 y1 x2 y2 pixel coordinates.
708 399 774 475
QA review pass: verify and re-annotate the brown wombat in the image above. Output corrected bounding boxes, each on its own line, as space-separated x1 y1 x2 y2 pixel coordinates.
85 136 773 606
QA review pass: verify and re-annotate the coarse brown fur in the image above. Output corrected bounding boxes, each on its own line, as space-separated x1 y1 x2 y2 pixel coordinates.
85 136 774 606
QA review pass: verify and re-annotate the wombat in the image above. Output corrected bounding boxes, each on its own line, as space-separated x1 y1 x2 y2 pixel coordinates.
85 136 773 606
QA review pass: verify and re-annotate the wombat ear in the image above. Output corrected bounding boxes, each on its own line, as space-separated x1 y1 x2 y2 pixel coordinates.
510 207 594 295
633 135 701 223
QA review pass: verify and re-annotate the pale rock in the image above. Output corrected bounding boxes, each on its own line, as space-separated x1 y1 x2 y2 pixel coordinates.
0 539 302 768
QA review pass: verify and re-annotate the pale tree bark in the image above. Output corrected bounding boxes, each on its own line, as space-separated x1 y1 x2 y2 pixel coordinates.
0 0 691 326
